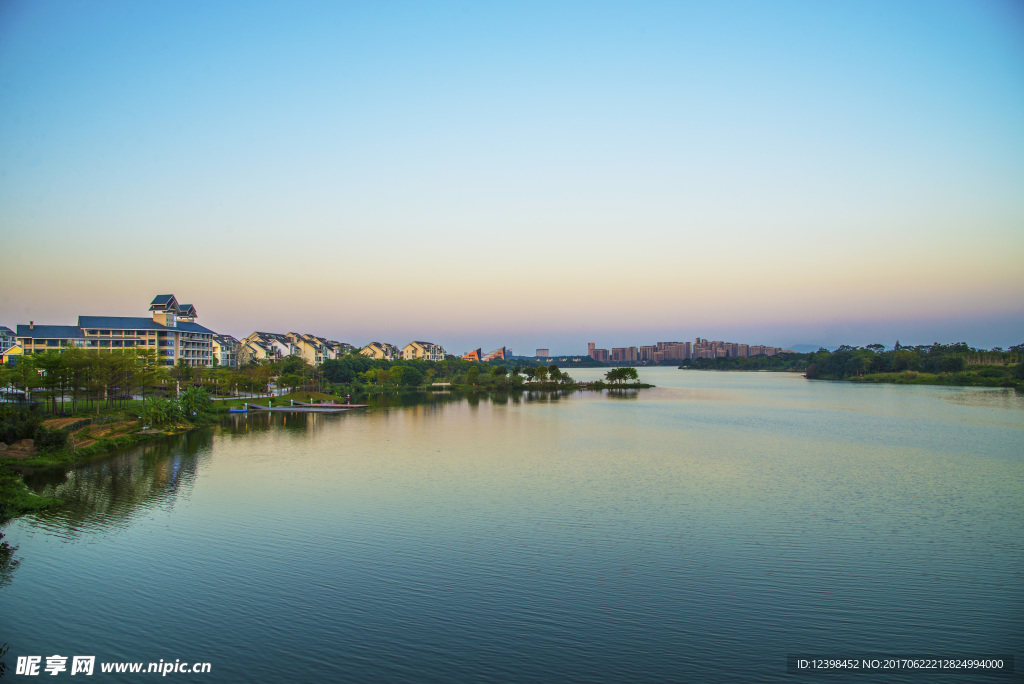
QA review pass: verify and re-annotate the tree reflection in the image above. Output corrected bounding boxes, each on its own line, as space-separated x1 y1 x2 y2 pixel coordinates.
0 528 19 588
19 429 213 532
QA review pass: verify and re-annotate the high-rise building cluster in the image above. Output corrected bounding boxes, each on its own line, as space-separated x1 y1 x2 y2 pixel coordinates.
588 338 791 364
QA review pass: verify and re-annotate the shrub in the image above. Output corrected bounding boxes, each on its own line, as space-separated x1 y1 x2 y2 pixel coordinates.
0 405 43 444
33 426 68 453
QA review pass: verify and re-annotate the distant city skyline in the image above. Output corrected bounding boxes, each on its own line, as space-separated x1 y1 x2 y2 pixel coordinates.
1 1 1022 352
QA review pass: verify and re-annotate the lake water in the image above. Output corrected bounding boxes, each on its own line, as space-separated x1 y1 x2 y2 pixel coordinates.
2 368 1022 682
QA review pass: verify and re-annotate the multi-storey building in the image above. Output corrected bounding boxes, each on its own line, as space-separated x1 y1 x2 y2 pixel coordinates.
461 348 482 362
361 341 401 361
403 341 446 362
592 337 787 363
0 326 16 353
240 332 292 365
212 334 241 368
484 347 508 362
654 342 690 360
611 347 638 363
0 344 21 365
305 335 356 362
15 295 214 367
237 332 355 366
288 333 326 366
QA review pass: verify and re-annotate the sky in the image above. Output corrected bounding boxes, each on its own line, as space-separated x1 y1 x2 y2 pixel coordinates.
1 0 1022 354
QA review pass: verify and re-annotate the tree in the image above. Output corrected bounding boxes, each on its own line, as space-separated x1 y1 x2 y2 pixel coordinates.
278 355 310 376
280 373 303 394
139 397 174 428
134 348 162 403
171 358 193 383
400 364 425 387
178 386 210 418
33 351 65 415
605 367 638 385
466 365 480 386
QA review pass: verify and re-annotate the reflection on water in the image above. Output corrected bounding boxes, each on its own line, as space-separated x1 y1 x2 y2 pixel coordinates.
17 429 214 537
0 536 18 588
1 369 1021 683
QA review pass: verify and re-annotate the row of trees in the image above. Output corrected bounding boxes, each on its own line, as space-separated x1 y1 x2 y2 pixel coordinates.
681 353 808 372
0 348 330 417
0 347 165 415
805 342 1024 381
319 356 578 390
0 347 592 418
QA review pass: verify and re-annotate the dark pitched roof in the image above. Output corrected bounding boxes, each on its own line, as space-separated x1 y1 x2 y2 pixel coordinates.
78 316 213 334
149 294 179 311
16 324 85 339
171 321 214 334
178 304 197 317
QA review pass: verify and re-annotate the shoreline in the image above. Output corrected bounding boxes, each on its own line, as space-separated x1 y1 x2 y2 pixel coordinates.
1 382 655 521
0 413 222 522
674 366 1023 391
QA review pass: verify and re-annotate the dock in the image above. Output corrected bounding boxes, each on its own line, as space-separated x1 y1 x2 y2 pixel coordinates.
244 403 353 414
291 401 368 409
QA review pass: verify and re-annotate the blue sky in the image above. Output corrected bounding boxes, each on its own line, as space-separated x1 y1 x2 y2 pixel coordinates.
1 0 1022 353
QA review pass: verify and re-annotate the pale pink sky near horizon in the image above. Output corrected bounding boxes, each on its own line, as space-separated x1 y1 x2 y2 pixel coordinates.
2 1 1022 353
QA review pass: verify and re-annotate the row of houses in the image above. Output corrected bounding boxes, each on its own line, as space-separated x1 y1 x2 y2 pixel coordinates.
1 295 451 370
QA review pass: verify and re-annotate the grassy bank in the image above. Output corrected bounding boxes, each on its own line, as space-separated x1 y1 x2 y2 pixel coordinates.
0 404 223 520
841 368 1024 389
